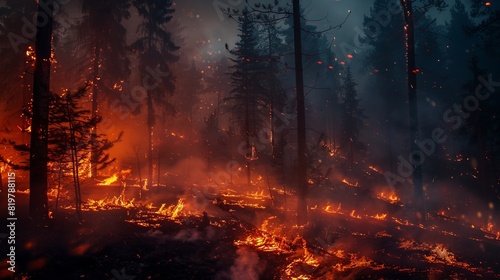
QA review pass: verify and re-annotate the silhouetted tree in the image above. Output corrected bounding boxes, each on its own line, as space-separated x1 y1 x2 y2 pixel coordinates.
131 0 179 191
29 0 54 222
339 66 366 167
226 9 267 186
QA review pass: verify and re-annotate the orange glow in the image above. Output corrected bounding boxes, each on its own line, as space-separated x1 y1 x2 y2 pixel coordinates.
70 243 91 256
347 54 353 59
25 241 34 250
27 258 47 271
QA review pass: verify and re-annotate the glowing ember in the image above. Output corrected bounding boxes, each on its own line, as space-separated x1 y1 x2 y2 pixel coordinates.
486 222 494 232
341 178 359 187
323 203 341 214
350 210 361 219
373 213 388 220
368 165 381 173
378 192 400 204
429 244 456 263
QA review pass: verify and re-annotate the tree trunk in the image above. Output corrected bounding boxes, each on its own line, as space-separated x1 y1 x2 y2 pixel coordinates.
29 0 54 221
267 24 274 159
401 0 425 222
67 98 82 220
292 0 308 225
134 147 143 199
147 92 154 191
245 78 251 186
91 44 101 178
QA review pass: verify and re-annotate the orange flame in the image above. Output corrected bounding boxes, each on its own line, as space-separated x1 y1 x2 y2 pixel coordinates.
378 192 400 204
350 210 361 219
98 174 119 185
373 213 388 220
155 198 184 219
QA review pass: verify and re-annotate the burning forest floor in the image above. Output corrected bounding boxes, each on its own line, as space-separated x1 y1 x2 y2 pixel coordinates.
3 169 500 279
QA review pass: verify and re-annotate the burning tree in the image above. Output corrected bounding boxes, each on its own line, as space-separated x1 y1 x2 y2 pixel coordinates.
48 86 121 219
7 86 121 219
131 0 179 191
71 0 131 178
29 0 55 222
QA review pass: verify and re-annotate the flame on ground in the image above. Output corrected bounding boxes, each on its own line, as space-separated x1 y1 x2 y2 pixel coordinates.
97 174 119 186
86 196 135 210
378 192 400 204
155 198 184 219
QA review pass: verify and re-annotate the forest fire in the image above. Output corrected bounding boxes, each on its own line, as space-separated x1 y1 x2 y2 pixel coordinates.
1 0 499 278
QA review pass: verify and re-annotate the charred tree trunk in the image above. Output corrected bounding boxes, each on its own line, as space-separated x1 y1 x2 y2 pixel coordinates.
91 44 101 178
401 0 425 222
0 166 4 217
29 0 54 221
246 93 251 186
66 98 82 220
157 113 165 188
267 24 276 159
134 146 143 199
147 92 154 191
292 0 308 225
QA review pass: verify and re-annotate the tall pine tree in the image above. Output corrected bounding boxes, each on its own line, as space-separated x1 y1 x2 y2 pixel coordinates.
226 9 267 185
131 0 179 191
339 66 365 167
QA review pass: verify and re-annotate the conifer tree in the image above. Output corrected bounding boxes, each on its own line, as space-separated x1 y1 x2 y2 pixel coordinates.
339 66 365 166
226 9 268 185
131 0 179 191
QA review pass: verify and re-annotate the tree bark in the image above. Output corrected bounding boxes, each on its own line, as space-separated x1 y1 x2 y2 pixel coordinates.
292 0 308 225
29 0 54 221
91 44 100 178
401 0 425 222
147 92 154 191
